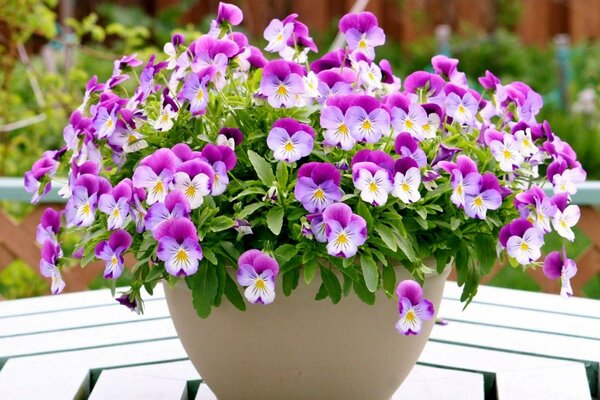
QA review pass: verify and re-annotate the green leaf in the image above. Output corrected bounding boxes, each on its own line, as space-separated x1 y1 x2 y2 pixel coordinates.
382 264 396 296
360 254 378 293
314 282 328 301
356 200 373 228
224 271 246 311
282 269 299 296
248 149 276 186
304 258 318 283
266 207 285 235
210 216 235 232
274 244 298 265
276 161 289 187
231 187 266 201
214 264 226 307
320 267 341 304
203 247 218 265
473 235 497 275
237 203 265 220
374 224 397 252
144 266 165 283
353 277 375 305
450 217 462 231
395 233 417 262
189 263 218 318
415 207 427 220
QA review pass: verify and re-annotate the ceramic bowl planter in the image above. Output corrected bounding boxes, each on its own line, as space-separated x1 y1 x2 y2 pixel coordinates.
164 266 451 400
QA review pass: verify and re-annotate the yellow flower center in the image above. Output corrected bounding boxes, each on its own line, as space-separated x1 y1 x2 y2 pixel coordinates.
128 134 138 144
175 249 189 264
369 182 378 192
473 196 483 207
277 84 288 96
276 33 283 42
520 242 529 251
152 180 164 196
105 118 113 129
405 118 414 130
196 90 204 101
161 113 170 123
405 309 416 324
112 208 120 218
458 104 466 114
338 123 349 136
185 184 197 197
313 188 325 200
362 120 372 131
111 256 118 266
456 184 463 195
358 39 367 49
402 182 410 192
335 232 349 246
81 203 91 216
255 278 266 290
284 140 295 152
503 149 512 160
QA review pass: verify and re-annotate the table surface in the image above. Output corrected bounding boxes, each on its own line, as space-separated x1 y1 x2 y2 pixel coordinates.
0 281 598 400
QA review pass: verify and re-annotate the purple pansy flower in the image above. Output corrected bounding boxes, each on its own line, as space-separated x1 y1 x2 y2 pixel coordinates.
432 55 467 85
321 95 357 150
514 186 557 233
263 18 294 53
339 12 385 59
352 161 392 206
237 249 280 305
445 90 478 125
346 95 390 143
316 69 355 100
547 159 587 195
145 190 190 232
294 162 343 213
65 174 110 227
267 118 314 163
98 179 133 230
173 159 214 209
95 229 132 279
306 213 327 243
391 102 428 140
24 151 60 204
93 106 118 139
155 218 202 277
395 280 434 336
191 36 238 88
499 219 544 265
394 132 427 167
439 155 480 208
216 127 243 149
132 148 178 205
543 247 577 298
200 144 237 195
391 158 421 204
551 193 580 242
234 218 253 236
352 149 395 173
464 173 503 220
40 240 65 295
216 2 243 26
180 69 213 115
36 208 62 245
403 71 446 106
259 60 305 108
322 203 367 258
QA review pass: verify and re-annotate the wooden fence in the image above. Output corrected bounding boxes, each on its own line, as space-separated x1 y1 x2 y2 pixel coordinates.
0 177 599 297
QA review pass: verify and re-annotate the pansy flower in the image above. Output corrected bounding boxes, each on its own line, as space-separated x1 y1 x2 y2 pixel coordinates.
132 148 178 205
200 144 237 195
294 162 343 213
550 193 580 242
180 68 214 115
36 208 62 246
98 179 133 230
95 229 132 279
395 280 434 336
352 161 393 206
339 12 385 60
321 95 357 150
391 158 421 204
438 155 480 209
24 151 60 204
173 159 214 209
499 219 544 265
267 118 314 163
259 60 305 108
145 190 190 232
390 102 428 141
490 134 524 172
65 174 111 227
394 132 427 167
155 218 202 277
543 247 577 298
514 186 556 233
237 249 280 305
322 203 367 258
346 95 390 143
40 240 65 295
464 173 502 220
445 88 478 125
263 19 294 53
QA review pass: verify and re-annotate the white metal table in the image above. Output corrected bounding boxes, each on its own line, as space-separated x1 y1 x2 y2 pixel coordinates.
0 282 597 399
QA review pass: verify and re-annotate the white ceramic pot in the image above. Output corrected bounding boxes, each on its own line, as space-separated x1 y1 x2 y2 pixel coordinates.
164 264 450 400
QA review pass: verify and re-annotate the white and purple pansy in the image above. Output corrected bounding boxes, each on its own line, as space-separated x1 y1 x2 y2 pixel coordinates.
259 60 305 108
464 172 503 220
173 159 214 209
352 161 393 206
391 158 422 204
346 95 390 144
514 186 557 233
322 202 367 258
551 193 580 242
444 85 479 125
190 36 239 88
543 247 577 298
394 132 427 167
132 148 178 205
338 11 385 60
155 217 202 277
547 159 587 195
499 218 544 265
390 101 428 141
65 174 111 228
395 280 434 336
94 229 132 279
490 133 525 172
438 155 480 209
179 67 214 115
267 118 314 163
237 249 280 304
263 18 294 53
145 190 191 232
24 150 60 204
403 71 446 106
98 179 133 230
432 55 467 86
294 162 343 213
40 240 65 295
92 106 118 140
